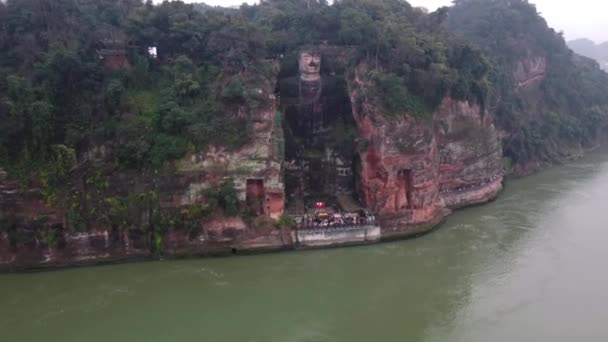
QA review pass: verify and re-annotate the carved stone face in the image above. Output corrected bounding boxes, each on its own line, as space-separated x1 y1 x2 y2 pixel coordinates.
299 51 321 81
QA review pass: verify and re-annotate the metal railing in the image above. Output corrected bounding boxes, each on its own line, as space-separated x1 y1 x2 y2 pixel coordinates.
297 224 378 234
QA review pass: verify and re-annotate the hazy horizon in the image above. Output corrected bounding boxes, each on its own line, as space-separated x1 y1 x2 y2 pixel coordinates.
159 0 608 43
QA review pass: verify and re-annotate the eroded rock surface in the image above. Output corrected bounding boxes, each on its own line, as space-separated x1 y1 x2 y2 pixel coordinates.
349 65 503 235
515 56 546 88
434 98 504 208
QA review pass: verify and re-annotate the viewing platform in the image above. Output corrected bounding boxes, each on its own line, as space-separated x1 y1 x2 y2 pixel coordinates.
294 224 381 248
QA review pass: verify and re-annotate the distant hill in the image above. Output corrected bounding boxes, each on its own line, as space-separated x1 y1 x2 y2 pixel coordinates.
446 0 608 171
192 3 211 13
193 2 239 14
568 38 608 71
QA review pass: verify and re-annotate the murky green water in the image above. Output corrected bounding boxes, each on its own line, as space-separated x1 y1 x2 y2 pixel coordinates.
3 152 608 341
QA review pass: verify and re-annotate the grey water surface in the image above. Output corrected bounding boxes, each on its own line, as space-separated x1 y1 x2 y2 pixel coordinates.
3 151 608 342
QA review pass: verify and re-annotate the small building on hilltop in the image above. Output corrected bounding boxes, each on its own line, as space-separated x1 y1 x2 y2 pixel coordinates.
99 48 130 70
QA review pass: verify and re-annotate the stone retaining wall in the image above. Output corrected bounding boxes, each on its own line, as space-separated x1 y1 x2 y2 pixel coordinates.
294 225 381 248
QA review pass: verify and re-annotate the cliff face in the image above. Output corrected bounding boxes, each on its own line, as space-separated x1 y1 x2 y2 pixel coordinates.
349 65 503 236
0 229 152 269
352 92 446 234
435 98 504 208
174 90 285 219
0 58 506 270
0 64 291 271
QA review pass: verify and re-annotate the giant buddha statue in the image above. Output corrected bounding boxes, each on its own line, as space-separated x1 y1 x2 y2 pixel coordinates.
278 47 356 199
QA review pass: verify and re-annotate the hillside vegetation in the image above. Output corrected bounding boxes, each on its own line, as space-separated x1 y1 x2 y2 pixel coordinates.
1 0 608 181
0 0 494 181
447 0 608 166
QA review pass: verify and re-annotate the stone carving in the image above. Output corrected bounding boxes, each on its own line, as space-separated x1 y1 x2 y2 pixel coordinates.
279 47 357 208
299 51 322 82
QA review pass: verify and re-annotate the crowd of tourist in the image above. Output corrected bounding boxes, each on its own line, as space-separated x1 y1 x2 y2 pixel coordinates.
296 209 376 230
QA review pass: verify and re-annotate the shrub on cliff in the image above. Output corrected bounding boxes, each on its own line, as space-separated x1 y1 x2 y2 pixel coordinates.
205 180 241 217
277 215 296 230
374 72 429 120
221 76 246 101
39 145 77 206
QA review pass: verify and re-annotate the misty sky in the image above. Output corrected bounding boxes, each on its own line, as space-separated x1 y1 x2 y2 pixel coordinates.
415 0 608 43
167 0 608 43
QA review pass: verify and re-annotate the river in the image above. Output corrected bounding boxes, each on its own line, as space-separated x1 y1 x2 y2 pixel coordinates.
3 151 608 341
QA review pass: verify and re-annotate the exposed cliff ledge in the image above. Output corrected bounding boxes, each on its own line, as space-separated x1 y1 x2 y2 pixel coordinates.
515 56 546 89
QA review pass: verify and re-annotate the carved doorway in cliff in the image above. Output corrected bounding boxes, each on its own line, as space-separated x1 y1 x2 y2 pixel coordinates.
246 179 266 216
396 170 414 210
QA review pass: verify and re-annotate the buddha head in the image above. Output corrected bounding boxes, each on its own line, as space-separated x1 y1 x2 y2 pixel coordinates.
299 50 321 81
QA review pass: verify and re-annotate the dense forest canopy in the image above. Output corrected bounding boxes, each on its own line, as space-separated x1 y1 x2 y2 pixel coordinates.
0 0 491 181
1 0 607 182
0 0 271 178
448 0 608 164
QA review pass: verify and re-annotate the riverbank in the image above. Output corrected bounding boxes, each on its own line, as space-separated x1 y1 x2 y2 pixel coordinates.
3 151 608 341
0 224 421 273
0 179 504 272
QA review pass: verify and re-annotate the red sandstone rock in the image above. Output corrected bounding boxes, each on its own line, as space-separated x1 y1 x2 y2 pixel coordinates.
434 98 504 208
349 66 446 230
0 59 508 270
349 65 504 233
